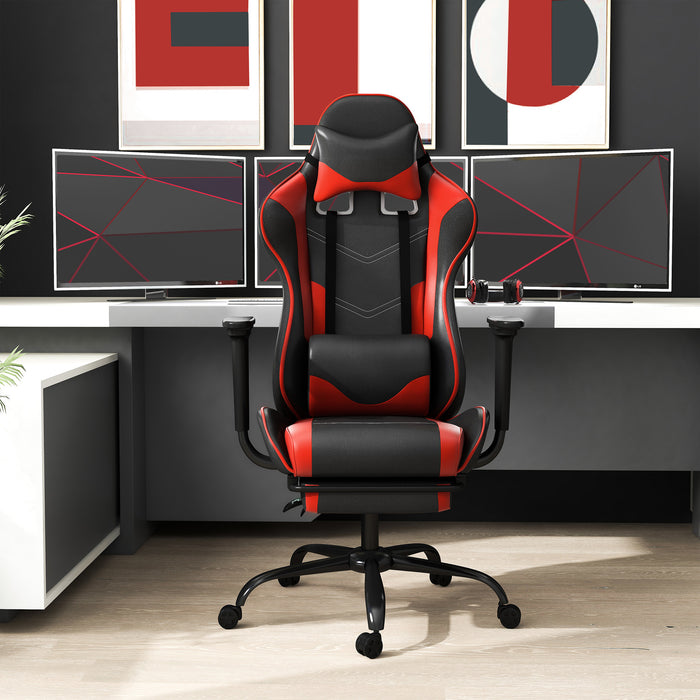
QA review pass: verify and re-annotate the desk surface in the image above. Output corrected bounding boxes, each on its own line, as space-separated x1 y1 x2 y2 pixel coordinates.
2 296 700 329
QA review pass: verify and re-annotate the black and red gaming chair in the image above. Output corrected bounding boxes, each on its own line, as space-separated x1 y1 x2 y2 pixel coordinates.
219 95 524 658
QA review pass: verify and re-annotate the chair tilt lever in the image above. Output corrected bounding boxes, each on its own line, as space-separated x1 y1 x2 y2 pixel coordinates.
476 317 525 469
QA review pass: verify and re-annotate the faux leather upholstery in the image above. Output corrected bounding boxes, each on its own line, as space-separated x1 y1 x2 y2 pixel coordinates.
313 123 421 202
285 416 464 478
308 334 431 416
258 94 484 515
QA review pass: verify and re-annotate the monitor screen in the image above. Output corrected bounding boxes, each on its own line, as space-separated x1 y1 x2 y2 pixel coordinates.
53 149 246 291
469 149 673 293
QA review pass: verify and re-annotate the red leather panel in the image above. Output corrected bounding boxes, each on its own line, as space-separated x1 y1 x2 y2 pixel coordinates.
411 281 425 334
304 492 319 514
311 280 325 335
284 419 314 477
438 492 451 512
308 375 430 417
432 420 465 477
314 161 421 203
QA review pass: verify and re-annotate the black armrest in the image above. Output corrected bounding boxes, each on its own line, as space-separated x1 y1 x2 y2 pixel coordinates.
476 316 525 468
223 317 274 469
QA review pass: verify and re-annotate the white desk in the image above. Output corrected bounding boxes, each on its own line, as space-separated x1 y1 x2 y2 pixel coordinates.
4 296 700 329
1 297 699 539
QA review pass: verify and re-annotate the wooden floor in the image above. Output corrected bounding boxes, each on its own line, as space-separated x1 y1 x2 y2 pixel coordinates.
1 521 700 699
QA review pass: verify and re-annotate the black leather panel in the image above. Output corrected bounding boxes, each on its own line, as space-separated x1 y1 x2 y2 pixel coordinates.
309 417 442 477
306 189 429 336
428 194 477 419
448 406 490 473
311 492 446 515
261 190 311 419
315 123 418 184
258 407 294 474
316 94 419 140
308 334 430 406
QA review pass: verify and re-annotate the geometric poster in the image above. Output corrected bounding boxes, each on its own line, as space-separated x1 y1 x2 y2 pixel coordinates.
463 0 610 149
290 0 435 150
118 0 264 150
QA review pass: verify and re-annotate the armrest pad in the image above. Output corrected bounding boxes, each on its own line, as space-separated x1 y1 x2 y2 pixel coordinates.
487 317 524 334
223 317 255 336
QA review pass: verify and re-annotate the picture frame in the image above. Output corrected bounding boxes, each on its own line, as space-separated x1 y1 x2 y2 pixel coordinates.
289 0 436 151
462 0 610 150
118 0 264 151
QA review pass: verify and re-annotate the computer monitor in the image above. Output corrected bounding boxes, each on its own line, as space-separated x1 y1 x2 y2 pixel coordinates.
53 149 246 292
469 149 673 293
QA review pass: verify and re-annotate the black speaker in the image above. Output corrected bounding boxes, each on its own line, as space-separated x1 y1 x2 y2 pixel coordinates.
503 278 523 304
467 279 489 304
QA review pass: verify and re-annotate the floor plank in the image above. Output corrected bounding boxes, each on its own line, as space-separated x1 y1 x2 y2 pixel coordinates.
1 521 700 699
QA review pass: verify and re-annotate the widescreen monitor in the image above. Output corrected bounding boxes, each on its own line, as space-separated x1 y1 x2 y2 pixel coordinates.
469 149 673 293
53 149 246 292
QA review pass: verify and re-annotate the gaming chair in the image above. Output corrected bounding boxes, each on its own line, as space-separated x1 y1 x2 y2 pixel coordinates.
219 94 524 658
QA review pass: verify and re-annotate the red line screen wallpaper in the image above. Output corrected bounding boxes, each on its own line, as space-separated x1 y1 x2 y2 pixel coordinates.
53 150 245 290
469 149 672 291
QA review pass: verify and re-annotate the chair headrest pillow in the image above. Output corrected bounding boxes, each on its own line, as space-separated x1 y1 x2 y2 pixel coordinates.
313 122 422 203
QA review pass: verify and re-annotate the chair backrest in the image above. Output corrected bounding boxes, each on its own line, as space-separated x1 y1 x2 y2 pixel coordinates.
260 94 477 422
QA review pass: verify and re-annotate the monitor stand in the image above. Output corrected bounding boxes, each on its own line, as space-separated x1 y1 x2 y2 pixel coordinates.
109 289 198 303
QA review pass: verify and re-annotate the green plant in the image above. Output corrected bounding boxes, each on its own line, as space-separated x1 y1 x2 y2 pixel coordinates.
0 186 32 280
0 347 24 412
0 187 32 410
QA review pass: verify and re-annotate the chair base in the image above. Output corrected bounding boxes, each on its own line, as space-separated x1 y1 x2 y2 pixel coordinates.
218 515 521 657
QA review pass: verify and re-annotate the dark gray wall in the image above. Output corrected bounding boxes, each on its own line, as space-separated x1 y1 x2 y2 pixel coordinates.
0 0 698 296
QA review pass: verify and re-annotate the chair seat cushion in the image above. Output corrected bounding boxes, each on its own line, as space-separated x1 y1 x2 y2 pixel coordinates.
284 416 464 478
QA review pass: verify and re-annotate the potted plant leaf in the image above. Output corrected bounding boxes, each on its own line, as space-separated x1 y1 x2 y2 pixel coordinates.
0 187 32 411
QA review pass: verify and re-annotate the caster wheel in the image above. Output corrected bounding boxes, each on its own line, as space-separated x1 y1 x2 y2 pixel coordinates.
430 574 452 587
278 576 301 587
497 603 521 629
355 631 383 659
218 604 242 629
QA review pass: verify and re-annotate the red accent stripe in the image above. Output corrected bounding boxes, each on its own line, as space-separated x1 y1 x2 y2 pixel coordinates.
314 162 421 203
458 406 487 473
311 280 326 335
432 421 464 477
411 282 425 334
308 375 431 417
284 420 314 477
305 492 319 513
293 0 358 127
437 492 451 512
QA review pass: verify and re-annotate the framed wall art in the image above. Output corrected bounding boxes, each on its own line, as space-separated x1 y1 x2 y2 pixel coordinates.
462 0 610 149
118 0 264 150
290 0 436 150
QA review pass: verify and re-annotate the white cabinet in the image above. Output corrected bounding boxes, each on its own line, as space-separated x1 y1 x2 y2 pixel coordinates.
0 353 119 618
